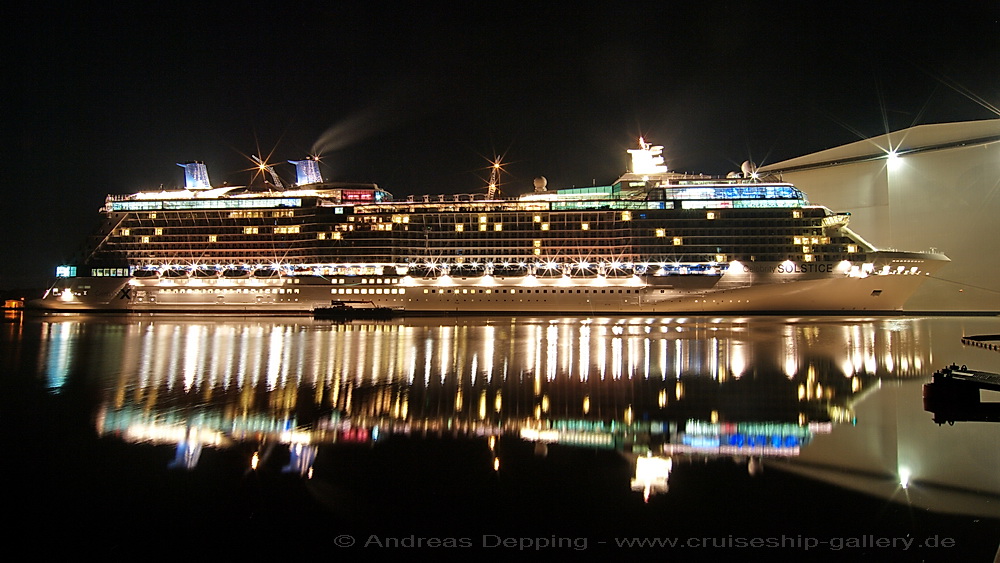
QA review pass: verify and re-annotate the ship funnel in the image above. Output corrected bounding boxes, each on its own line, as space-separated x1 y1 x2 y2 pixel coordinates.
177 161 212 190
289 157 324 186
627 138 668 174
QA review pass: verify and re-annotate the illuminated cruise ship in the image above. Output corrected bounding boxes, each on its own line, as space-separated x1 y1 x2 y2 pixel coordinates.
33 140 949 313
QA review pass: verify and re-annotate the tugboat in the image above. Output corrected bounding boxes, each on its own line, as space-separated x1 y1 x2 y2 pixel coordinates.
312 300 397 320
922 364 1000 424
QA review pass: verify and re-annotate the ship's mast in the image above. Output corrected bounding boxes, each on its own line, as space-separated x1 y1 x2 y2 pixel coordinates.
487 157 502 200
252 155 284 189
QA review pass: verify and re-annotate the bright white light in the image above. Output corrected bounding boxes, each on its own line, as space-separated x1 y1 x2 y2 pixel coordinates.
627 138 669 175
899 467 911 489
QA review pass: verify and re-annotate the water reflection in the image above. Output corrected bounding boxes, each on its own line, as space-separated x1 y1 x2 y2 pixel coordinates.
24 315 1000 519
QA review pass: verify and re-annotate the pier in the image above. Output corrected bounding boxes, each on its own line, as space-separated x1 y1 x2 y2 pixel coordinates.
960 334 1000 352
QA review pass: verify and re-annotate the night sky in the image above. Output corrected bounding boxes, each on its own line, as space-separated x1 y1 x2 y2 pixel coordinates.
7 2 998 290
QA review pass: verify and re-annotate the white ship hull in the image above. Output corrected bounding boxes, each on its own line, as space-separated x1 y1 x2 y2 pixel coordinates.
32 253 948 315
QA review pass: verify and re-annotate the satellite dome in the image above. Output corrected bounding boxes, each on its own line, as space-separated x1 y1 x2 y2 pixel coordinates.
740 160 758 177
533 176 548 192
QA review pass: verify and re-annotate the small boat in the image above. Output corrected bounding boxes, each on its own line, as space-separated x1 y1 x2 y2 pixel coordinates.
313 301 397 320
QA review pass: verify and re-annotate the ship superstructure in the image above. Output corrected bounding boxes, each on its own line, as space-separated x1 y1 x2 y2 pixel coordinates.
34 141 948 313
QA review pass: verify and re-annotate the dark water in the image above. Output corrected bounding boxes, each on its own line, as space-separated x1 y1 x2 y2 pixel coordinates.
3 312 998 559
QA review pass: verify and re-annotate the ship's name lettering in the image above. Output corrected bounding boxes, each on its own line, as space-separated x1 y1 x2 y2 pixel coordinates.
743 264 835 274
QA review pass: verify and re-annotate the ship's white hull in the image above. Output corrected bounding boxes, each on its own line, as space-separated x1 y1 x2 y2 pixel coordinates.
31 254 949 315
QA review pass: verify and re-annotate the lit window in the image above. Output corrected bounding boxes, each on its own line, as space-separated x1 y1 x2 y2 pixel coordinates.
793 210 802 219
804 254 814 262
533 249 541 255
479 215 487 223
455 224 464 232
622 211 632 221
119 228 130 236
317 232 326 240
533 240 542 248
533 215 542 223
149 213 157 219
655 228 666 237
581 223 589 230
243 226 259 235
541 223 549 231
706 212 716 220
673 237 683 246
479 225 487 231
494 223 503 231
154 228 163 235
333 232 341 240
141 236 150 243
847 244 858 253
208 235 217 242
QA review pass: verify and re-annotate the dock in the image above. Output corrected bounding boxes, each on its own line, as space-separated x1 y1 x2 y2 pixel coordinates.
960 334 1000 352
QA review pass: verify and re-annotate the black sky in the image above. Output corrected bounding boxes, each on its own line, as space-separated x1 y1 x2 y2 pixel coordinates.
7 1 999 290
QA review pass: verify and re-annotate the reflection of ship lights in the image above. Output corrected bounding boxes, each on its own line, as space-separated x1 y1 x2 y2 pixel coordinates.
899 467 911 489
631 455 673 502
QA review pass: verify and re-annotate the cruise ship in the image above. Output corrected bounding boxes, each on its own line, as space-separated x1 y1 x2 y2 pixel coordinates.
32 140 949 314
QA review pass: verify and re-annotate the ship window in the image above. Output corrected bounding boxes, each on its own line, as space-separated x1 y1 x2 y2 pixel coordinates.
479 225 487 231
119 228 130 236
317 232 326 240
673 237 683 246
494 223 503 231
148 213 157 219
706 212 716 220
141 236 150 243
154 228 163 235
655 229 666 237
243 227 259 235
581 223 589 230
541 223 549 231
455 224 464 232
622 211 631 221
